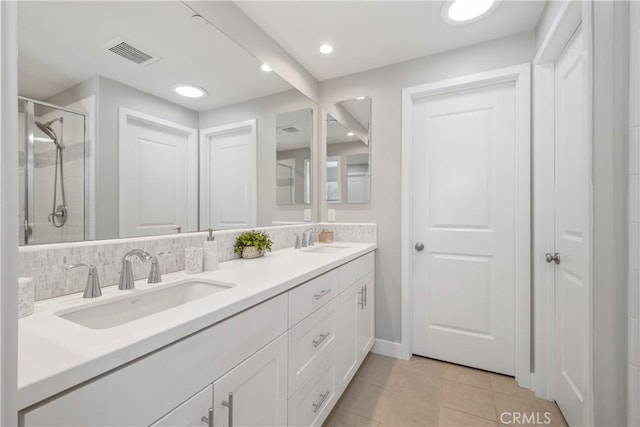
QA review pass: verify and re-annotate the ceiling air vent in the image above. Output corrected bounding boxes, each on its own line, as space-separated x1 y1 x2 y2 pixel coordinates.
105 38 160 66
279 126 300 133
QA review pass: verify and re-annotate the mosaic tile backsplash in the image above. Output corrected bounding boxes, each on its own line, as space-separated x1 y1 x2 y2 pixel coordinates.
20 223 376 301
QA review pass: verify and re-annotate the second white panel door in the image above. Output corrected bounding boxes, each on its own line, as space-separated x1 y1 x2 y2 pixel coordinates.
412 81 517 375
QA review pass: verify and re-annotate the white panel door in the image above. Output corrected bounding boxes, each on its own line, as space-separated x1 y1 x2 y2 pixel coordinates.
119 110 197 237
213 334 287 427
553 26 589 427
200 121 256 230
412 82 517 375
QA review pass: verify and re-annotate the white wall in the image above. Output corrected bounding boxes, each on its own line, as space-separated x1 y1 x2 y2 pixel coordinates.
199 89 318 226
591 2 629 425
319 31 536 344
630 2 640 426
0 1 19 425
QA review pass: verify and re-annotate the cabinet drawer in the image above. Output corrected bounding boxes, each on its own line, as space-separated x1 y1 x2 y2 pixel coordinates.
288 268 339 327
288 351 337 427
150 385 212 427
288 298 338 395
339 252 374 293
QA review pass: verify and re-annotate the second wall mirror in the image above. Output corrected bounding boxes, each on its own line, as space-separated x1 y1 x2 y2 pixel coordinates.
326 97 371 204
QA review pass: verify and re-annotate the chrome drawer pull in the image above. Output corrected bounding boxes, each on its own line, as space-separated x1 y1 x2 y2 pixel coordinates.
313 289 332 300
312 390 330 413
222 392 233 427
201 408 213 427
313 332 331 348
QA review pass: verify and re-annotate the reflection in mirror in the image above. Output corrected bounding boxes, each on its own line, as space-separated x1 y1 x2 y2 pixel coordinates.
276 108 313 206
17 1 315 244
326 97 371 204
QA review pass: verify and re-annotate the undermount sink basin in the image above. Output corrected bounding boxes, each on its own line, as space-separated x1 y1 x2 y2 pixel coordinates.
302 244 350 254
57 279 232 329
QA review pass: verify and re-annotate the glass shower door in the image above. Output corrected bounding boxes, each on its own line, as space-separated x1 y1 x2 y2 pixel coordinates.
19 98 87 245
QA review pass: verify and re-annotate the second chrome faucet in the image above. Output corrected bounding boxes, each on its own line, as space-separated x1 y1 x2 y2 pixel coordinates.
119 249 152 290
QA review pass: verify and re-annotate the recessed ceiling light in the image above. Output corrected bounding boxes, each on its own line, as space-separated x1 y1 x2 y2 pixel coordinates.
171 83 207 98
319 44 334 55
347 132 355 137
356 96 366 101
441 0 499 25
261 64 273 72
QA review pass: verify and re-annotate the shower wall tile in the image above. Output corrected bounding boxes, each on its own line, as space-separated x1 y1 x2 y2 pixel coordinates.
19 223 376 301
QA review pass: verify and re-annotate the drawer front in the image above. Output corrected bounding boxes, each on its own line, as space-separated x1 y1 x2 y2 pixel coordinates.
288 298 338 395
288 352 337 427
339 252 375 293
288 268 340 327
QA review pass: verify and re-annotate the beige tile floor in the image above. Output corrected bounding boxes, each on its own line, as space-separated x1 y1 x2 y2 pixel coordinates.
324 354 569 427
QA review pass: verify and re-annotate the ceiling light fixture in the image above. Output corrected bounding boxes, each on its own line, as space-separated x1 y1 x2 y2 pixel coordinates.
347 132 355 137
261 64 273 72
171 83 207 98
441 0 499 25
356 96 366 101
319 44 334 55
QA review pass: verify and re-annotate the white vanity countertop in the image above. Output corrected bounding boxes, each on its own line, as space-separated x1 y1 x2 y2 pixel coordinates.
17 242 376 410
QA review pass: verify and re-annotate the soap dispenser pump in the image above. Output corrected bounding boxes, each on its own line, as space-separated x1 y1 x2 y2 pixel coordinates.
203 228 219 271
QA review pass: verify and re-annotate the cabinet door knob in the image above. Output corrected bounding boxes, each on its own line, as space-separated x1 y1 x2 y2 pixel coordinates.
545 252 560 264
415 242 425 251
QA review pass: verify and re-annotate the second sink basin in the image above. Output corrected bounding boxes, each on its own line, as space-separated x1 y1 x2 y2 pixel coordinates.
302 244 350 254
57 279 233 329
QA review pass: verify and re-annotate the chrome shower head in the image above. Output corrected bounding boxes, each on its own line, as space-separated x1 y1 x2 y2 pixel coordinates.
35 118 64 149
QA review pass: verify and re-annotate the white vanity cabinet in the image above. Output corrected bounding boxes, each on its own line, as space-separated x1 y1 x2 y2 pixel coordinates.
19 249 376 427
212 334 288 427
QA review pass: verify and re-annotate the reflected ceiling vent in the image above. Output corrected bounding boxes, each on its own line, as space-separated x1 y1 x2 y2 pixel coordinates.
279 125 301 133
105 37 160 66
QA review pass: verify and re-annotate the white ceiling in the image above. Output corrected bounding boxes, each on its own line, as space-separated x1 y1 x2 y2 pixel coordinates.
236 1 546 81
17 1 292 112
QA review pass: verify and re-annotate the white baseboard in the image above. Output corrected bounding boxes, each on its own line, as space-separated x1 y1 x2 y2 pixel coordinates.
371 339 404 359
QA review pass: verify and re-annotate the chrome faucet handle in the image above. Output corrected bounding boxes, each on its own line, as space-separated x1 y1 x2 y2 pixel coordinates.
66 263 102 298
294 234 301 249
148 252 173 284
119 249 153 290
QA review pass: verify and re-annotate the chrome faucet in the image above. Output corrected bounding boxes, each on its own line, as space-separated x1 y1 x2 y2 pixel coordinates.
119 249 152 290
302 229 318 247
147 252 172 284
294 234 301 249
66 263 102 298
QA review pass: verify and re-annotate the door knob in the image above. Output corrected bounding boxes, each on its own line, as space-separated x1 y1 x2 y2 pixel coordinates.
415 242 425 251
545 252 560 264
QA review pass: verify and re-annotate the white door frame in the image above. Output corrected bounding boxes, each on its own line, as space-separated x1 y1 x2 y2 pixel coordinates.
118 107 198 237
531 2 594 422
401 63 532 387
199 119 257 229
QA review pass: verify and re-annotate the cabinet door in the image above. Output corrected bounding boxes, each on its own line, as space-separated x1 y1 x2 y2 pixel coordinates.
151 385 213 427
336 280 362 392
213 334 287 427
357 273 375 361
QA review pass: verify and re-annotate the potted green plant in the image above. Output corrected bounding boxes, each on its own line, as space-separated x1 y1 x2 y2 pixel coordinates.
234 230 273 259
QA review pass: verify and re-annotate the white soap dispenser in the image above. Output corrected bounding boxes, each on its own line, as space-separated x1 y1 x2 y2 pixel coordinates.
203 228 219 271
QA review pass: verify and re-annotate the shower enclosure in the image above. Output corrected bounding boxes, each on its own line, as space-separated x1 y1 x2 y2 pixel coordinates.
19 97 87 245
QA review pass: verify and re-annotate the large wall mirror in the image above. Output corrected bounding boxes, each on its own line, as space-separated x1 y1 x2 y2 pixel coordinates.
326 97 371 204
17 1 317 245
276 108 313 206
